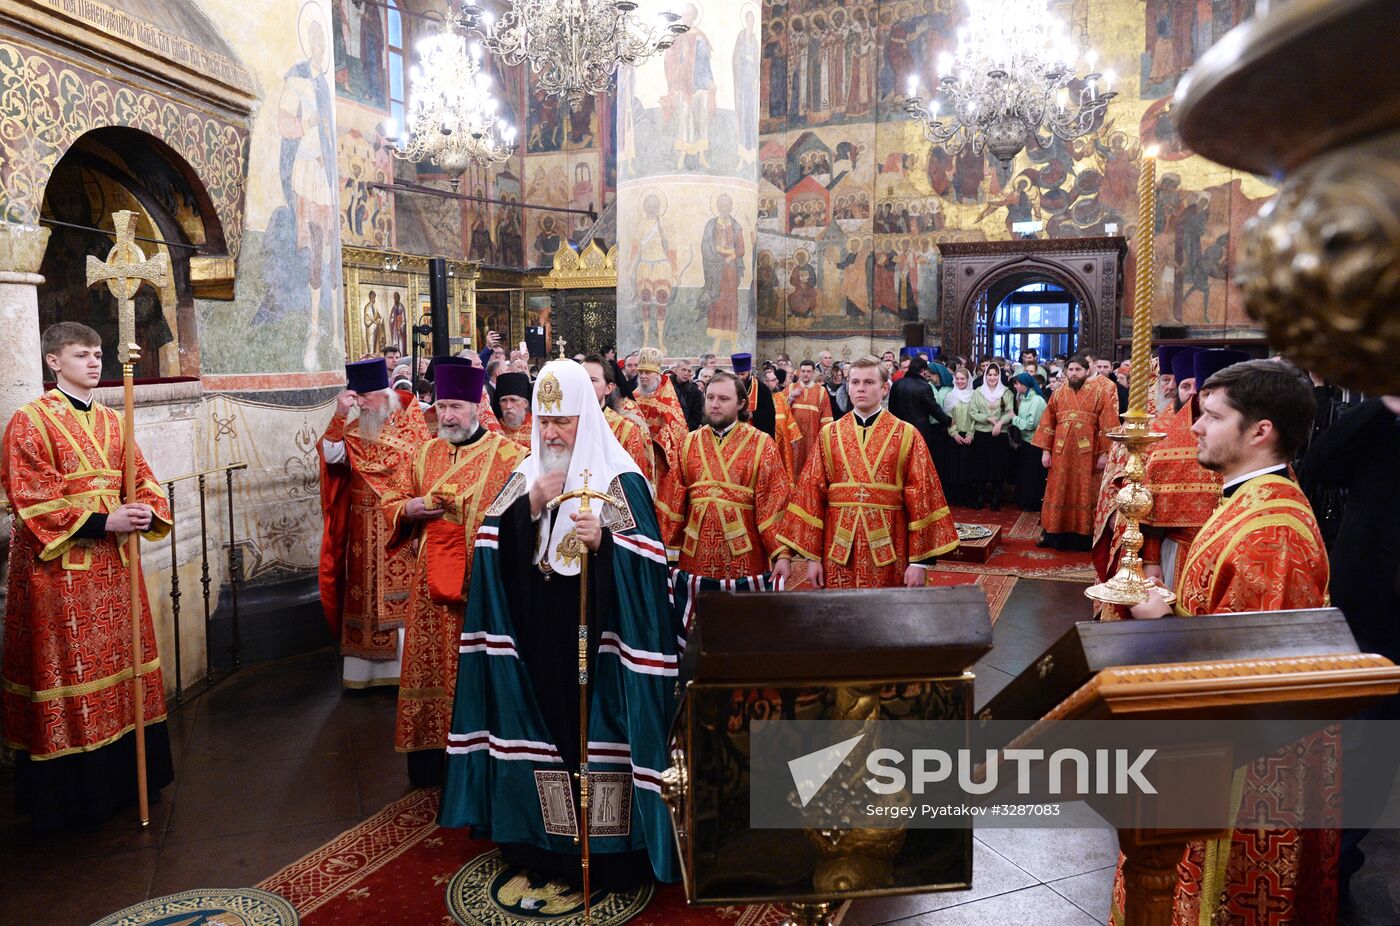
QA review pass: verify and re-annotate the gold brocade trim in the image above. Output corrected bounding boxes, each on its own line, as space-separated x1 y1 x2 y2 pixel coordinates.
1197 767 1248 926
785 504 823 529
2 657 162 702
342 675 400 690
921 537 961 559
3 715 170 761
1208 512 1325 605
779 536 822 563
908 505 952 531
38 511 94 563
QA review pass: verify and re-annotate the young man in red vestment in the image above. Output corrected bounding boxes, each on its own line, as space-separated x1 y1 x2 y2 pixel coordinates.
633 347 689 503
2 323 173 833
786 358 833 473
318 358 429 689
493 372 533 449
658 371 792 579
778 356 958 588
582 354 654 482
1124 358 1338 926
1032 355 1119 551
380 362 526 787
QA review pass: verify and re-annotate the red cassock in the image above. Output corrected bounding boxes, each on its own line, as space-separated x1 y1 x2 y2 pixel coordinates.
605 406 654 482
381 431 526 752
1139 399 1222 569
787 382 833 474
656 423 791 577
635 385 690 508
1113 474 1339 925
318 394 429 664
778 411 958 588
1031 382 1119 536
1 391 172 759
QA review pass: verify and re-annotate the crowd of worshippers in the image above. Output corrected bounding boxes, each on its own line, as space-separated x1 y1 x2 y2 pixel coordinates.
10 320 1400 921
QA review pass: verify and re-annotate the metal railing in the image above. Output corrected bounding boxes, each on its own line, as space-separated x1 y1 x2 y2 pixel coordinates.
162 462 248 705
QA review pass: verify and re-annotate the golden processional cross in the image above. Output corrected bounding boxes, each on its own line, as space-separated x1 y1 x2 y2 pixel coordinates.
86 210 169 367
84 209 169 829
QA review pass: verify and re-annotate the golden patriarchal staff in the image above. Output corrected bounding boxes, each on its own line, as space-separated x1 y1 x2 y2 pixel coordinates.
86 210 168 827
546 468 612 922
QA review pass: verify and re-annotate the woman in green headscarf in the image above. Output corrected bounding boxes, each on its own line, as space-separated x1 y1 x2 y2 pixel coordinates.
1010 371 1048 510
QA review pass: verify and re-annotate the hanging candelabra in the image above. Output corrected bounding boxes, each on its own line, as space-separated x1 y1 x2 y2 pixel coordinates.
454 0 689 111
386 30 517 188
903 0 1116 164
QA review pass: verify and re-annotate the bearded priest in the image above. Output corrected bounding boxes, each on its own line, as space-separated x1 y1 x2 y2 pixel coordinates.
632 347 688 502
318 358 429 689
440 359 680 890
380 362 527 787
494 371 533 449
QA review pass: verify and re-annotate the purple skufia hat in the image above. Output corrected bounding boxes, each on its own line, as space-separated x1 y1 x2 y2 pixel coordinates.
435 364 486 403
345 358 389 394
1194 349 1252 388
730 352 753 373
1171 348 1202 384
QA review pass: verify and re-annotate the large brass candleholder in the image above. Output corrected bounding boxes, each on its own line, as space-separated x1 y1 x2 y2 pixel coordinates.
1085 413 1175 607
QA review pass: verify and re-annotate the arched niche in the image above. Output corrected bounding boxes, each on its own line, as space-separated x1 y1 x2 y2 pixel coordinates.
937 237 1128 361
37 127 231 380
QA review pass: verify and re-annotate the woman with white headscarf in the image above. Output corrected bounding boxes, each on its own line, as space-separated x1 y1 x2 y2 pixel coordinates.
942 367 976 506
968 362 1015 509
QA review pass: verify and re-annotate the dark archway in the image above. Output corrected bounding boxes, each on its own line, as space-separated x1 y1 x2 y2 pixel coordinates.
37 127 229 380
937 237 1127 362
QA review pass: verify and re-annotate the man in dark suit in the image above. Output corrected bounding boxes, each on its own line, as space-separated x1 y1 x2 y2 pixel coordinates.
1303 394 1400 895
669 361 705 431
889 356 950 456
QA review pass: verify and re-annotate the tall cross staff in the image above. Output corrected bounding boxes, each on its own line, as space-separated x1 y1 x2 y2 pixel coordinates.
86 210 168 828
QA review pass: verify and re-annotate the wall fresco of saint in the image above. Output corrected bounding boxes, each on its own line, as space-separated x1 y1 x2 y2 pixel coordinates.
757 0 1271 359
331 1 615 271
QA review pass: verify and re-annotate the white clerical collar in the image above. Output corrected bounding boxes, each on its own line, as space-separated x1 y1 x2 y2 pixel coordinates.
56 384 94 409
710 419 738 439
1222 463 1289 497
854 408 882 427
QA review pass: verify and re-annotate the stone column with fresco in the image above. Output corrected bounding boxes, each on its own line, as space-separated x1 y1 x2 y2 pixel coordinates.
0 223 50 427
616 0 761 360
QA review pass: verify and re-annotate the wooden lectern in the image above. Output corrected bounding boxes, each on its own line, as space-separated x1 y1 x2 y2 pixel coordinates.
661 586 992 924
981 609 1400 926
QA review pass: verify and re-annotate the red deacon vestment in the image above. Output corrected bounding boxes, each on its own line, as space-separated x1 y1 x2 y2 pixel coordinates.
787 381 833 474
1 390 173 793
1031 381 1119 537
605 406 654 482
381 428 526 753
318 392 428 684
657 423 791 577
1113 473 1338 925
778 411 958 587
635 383 690 506
497 411 532 450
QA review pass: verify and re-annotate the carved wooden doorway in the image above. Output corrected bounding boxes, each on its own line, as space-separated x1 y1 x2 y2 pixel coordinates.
937 237 1127 361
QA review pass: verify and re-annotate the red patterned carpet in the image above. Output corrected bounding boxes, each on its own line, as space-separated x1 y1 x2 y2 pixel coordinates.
258 788 804 926
935 506 1096 582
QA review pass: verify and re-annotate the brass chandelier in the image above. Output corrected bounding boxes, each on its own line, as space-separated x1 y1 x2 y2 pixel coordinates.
903 0 1115 164
454 0 689 111
386 30 517 184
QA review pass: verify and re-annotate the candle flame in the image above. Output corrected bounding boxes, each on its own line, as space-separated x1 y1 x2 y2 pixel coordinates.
1145 144 1160 159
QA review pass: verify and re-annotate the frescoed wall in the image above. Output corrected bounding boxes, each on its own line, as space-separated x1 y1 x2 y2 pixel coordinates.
756 0 1272 360
329 0 615 278
615 0 762 358
194 0 346 374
